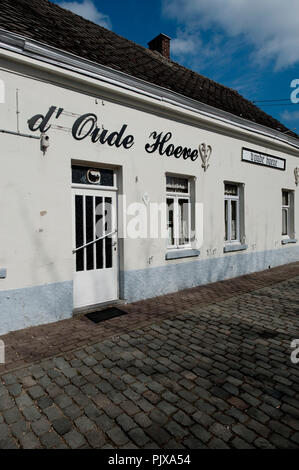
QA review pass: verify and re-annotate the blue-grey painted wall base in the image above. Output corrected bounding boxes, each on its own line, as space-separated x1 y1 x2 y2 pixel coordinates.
0 281 73 336
120 246 299 302
1 245 299 336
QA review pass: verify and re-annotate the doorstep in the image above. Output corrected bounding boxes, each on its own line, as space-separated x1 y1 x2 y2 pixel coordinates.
73 299 127 316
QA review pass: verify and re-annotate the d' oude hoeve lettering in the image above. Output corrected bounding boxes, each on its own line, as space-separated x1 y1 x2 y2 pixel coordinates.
28 106 135 150
27 106 200 162
72 113 134 149
145 131 199 161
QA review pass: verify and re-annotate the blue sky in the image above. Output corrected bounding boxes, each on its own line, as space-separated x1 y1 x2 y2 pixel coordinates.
53 0 299 134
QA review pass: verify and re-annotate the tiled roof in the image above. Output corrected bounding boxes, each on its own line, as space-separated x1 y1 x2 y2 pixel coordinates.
0 0 297 138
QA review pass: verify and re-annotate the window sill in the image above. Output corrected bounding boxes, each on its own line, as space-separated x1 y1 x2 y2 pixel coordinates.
165 249 200 260
281 238 297 245
223 244 248 253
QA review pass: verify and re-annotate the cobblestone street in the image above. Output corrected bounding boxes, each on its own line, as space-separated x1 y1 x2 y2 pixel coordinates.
0 264 299 449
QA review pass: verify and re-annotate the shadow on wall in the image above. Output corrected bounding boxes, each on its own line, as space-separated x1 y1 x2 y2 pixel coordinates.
18 186 60 287
0 185 73 335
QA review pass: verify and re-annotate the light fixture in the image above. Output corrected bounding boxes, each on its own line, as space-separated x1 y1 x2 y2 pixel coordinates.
40 133 50 154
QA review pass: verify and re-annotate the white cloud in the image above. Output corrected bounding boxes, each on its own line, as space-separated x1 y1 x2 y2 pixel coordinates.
172 33 199 56
57 0 111 29
227 72 263 97
281 110 299 121
170 27 235 73
163 0 299 69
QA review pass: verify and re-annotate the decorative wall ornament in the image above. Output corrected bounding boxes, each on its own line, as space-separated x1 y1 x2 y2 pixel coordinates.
199 143 212 171
142 192 150 206
294 167 299 186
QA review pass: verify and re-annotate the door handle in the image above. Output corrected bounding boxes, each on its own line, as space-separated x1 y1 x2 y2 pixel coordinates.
72 230 117 254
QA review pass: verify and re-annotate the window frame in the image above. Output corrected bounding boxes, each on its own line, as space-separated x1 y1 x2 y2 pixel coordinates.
224 183 241 244
166 177 192 250
282 190 293 239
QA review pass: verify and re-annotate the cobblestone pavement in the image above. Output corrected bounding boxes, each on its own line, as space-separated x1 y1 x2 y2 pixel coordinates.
1 269 299 448
1 261 299 374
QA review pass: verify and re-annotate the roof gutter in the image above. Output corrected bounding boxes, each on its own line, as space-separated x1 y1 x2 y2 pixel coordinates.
0 29 299 152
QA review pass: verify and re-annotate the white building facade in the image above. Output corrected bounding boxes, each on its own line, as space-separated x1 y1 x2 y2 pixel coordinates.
0 28 299 335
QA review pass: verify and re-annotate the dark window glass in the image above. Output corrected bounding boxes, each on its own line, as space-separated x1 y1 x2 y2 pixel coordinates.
224 199 229 242
95 197 103 269
166 176 188 193
178 198 190 244
231 200 237 240
282 208 288 236
72 166 114 186
85 196 94 270
75 195 84 272
167 198 174 245
225 184 238 196
282 191 289 206
105 197 112 268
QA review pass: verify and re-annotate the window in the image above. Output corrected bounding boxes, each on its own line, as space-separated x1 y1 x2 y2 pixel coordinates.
224 182 246 253
282 190 294 238
166 176 191 249
224 183 241 243
72 165 114 187
282 191 289 236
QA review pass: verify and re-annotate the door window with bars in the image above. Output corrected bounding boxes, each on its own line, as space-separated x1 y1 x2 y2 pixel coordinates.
75 194 113 272
224 183 240 243
166 176 191 249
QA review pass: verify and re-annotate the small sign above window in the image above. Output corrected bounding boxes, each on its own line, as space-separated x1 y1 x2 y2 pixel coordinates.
242 148 286 171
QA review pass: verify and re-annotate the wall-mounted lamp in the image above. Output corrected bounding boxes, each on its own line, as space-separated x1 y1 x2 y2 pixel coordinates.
295 167 299 186
40 133 50 154
199 143 212 171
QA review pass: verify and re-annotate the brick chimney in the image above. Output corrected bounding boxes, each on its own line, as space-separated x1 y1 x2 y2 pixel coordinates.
148 33 171 59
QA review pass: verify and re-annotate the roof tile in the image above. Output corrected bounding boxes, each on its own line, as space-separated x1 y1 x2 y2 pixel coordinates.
0 0 297 138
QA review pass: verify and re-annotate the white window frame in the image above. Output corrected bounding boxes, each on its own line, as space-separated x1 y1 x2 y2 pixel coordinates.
166 178 192 250
224 183 240 244
282 190 293 239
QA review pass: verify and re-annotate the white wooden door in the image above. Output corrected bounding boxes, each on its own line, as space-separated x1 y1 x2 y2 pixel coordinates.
72 188 118 309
